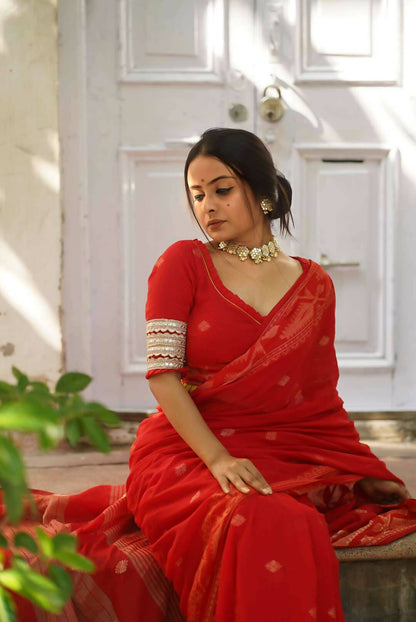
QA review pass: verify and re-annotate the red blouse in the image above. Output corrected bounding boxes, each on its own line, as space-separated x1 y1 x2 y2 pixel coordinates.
145 239 309 386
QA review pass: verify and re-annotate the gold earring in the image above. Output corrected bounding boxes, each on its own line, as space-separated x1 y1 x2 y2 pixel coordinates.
260 198 273 214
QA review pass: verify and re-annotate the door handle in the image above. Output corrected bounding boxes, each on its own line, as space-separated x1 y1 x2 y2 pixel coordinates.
319 253 360 268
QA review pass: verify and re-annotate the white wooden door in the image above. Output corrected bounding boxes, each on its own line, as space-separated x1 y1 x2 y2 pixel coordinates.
61 0 416 414
262 0 415 413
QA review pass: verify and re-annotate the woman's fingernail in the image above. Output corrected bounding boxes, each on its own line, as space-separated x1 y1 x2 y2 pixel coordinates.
263 487 272 495
242 487 250 493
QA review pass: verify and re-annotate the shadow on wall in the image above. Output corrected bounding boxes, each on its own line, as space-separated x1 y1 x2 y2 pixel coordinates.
0 0 62 382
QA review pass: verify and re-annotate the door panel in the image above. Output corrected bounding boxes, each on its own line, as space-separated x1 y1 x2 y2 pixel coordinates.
83 0 257 409
120 148 198 379
292 145 395 368
62 0 416 413
297 0 401 84
120 0 225 82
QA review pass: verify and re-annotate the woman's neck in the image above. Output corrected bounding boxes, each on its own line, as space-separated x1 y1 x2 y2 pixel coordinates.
226 224 273 249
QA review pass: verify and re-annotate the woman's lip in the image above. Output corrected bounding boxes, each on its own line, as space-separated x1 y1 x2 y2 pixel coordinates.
207 220 225 227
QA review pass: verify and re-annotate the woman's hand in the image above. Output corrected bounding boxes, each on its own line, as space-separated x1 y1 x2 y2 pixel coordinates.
208 453 272 496
357 477 410 504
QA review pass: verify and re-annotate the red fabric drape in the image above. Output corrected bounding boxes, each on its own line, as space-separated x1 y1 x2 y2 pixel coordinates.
2 249 416 621
1 486 183 621
126 254 416 621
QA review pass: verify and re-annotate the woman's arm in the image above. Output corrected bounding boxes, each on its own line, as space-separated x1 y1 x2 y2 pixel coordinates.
148 372 272 496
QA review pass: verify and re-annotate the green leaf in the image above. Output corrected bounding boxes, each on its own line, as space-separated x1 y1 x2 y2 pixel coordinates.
52 534 77 554
35 528 54 560
0 381 15 400
65 419 83 447
0 569 23 592
0 401 59 434
48 564 73 600
0 436 26 484
82 417 110 453
0 437 27 523
0 586 17 622
13 532 38 554
53 550 95 573
0 564 66 613
56 394 69 409
27 381 50 395
83 402 120 426
0 486 26 526
0 533 8 548
68 394 84 409
12 367 29 391
55 373 92 394
37 428 63 451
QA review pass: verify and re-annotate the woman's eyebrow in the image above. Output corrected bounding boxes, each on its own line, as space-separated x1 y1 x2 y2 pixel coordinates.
190 175 235 190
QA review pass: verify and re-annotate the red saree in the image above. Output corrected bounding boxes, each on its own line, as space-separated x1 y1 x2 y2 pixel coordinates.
126 240 416 621
2 486 183 621
3 240 416 621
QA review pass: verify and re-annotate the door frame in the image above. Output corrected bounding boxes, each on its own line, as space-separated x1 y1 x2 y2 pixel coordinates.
59 0 92 381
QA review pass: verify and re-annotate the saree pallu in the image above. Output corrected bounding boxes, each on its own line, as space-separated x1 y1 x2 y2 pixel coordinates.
127 259 416 621
1 486 183 621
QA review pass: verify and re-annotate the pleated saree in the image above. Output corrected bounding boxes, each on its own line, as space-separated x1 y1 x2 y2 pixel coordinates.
4 239 416 621
127 240 416 620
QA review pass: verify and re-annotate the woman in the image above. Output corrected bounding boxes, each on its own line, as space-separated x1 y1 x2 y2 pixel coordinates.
126 128 416 621
4 128 416 622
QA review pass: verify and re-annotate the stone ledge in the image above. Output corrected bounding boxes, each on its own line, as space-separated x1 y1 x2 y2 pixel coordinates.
24 448 130 468
351 412 416 442
339 558 416 621
335 531 416 562
336 532 416 621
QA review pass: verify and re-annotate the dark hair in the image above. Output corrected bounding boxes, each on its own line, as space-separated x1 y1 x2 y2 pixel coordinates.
184 128 294 237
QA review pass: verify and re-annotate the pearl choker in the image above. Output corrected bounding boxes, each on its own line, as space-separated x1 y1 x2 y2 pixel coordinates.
218 237 280 264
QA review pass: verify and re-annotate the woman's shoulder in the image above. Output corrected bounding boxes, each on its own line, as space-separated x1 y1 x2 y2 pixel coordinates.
159 239 201 257
151 239 202 276
291 255 335 294
292 255 331 278
306 257 336 299
307 257 332 279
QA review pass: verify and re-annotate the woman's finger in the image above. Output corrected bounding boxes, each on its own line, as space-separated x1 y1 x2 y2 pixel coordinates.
228 473 251 494
242 466 272 494
216 475 231 494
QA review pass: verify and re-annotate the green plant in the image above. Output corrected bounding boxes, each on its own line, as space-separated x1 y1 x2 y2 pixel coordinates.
0 366 121 620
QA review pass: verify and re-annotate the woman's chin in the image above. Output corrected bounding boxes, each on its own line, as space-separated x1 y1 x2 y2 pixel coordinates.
206 232 225 243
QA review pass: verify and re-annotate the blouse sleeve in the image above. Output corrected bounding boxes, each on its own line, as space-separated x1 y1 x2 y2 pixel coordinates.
145 240 196 379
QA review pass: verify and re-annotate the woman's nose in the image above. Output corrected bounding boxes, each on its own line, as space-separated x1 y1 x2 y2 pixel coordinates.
203 195 216 213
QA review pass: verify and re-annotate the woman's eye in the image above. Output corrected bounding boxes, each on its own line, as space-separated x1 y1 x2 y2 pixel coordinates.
216 187 232 195
193 194 204 202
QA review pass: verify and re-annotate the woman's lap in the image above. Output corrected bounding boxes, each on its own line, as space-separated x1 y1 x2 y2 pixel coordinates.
127 464 343 621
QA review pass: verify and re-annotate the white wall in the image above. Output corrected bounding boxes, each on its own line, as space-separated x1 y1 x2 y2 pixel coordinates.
0 0 62 384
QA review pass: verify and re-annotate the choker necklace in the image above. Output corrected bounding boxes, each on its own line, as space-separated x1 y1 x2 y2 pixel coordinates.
218 237 280 264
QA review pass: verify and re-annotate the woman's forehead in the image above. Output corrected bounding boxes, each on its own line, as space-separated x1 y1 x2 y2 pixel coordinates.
187 155 230 184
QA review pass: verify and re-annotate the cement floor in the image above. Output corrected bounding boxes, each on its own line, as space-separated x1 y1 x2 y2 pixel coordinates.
25 442 416 496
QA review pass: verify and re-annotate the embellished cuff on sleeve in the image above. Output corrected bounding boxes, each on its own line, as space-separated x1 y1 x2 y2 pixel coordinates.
146 319 187 372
